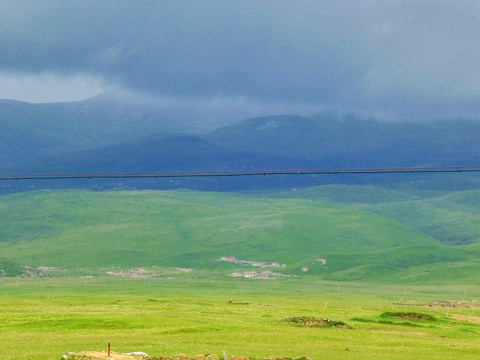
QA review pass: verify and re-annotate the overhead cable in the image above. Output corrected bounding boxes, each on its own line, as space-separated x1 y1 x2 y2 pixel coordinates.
1 165 480 181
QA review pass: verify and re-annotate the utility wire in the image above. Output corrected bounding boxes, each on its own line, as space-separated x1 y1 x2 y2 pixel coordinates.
1 165 480 181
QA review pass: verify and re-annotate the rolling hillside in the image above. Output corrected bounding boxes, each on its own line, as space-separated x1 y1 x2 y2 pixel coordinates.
0 188 476 283
269 185 480 247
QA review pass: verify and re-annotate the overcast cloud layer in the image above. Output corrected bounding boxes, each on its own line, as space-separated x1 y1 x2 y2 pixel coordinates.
1 0 480 118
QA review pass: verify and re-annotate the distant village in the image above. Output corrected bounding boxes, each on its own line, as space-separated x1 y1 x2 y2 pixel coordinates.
228 270 292 279
106 267 193 279
6 256 327 279
107 268 153 278
219 256 286 268
16 266 62 277
220 256 291 279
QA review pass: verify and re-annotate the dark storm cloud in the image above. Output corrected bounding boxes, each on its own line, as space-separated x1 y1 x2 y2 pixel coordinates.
1 0 480 117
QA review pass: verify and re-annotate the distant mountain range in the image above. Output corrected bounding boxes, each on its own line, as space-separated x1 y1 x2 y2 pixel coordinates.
2 96 480 283
2 95 480 192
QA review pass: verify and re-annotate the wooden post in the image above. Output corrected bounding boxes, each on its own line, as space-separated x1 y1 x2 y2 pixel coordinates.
108 343 111 357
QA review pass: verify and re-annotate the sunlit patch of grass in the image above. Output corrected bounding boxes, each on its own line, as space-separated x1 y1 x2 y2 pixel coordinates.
1 278 480 360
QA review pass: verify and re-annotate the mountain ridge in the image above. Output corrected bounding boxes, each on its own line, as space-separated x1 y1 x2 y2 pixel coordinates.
2 98 480 192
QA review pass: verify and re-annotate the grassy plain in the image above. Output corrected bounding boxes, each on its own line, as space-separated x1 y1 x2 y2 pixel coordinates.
1 276 480 360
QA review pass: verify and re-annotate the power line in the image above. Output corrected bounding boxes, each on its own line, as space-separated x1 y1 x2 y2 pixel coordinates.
1 165 480 181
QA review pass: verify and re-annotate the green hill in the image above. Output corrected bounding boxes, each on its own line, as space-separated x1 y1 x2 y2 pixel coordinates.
364 196 480 246
0 189 475 282
268 185 480 246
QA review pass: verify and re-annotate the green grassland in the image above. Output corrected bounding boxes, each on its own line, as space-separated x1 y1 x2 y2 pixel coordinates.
2 186 480 359
1 277 480 360
1 188 478 282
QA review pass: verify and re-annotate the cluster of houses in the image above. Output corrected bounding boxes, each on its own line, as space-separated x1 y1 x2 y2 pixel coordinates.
219 256 285 268
21 266 61 277
107 268 152 278
105 267 194 279
220 256 328 278
228 270 291 279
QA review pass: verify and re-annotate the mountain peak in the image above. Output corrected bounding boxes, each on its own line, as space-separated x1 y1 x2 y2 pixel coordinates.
250 115 311 130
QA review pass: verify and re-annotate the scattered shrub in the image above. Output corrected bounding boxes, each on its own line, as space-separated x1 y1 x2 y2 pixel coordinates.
284 316 349 328
381 312 437 321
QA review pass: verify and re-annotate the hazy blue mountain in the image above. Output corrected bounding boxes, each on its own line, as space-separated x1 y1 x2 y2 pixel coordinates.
0 94 247 172
1 98 480 192
207 113 480 168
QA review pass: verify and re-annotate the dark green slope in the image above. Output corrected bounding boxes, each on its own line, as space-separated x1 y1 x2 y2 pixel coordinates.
263 184 422 204
0 189 471 282
363 190 480 246
268 185 480 248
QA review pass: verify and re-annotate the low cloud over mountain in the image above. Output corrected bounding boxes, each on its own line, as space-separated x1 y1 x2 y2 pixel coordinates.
1 1 480 118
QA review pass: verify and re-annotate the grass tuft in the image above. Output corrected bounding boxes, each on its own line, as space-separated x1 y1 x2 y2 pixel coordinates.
380 312 437 321
284 316 349 328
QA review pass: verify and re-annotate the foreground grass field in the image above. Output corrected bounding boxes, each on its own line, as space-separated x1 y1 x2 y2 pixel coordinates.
1 277 480 360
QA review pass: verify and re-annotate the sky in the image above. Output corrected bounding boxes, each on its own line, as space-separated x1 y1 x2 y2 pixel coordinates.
1 0 479 118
